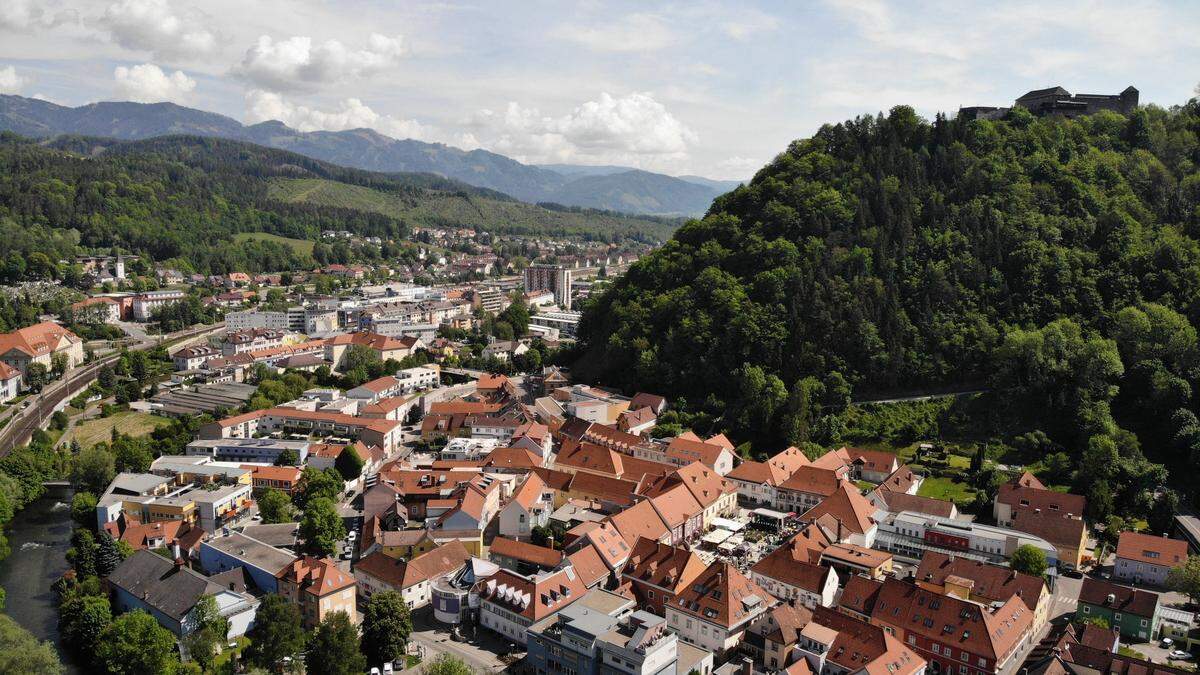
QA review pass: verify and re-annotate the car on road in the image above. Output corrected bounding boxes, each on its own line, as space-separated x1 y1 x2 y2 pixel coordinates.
1170 650 1192 660
1062 569 1083 579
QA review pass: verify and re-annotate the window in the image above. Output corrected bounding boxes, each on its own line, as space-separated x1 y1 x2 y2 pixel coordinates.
907 636 916 645
931 645 940 655
961 651 969 661
1082 606 1090 614
1141 619 1148 627
648 591 655 599
977 659 986 668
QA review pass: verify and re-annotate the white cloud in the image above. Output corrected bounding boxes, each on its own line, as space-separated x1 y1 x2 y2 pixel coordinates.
102 0 216 59
722 9 779 41
244 89 429 139
0 0 75 31
238 33 406 92
113 63 196 103
468 92 697 168
0 66 29 94
554 13 678 53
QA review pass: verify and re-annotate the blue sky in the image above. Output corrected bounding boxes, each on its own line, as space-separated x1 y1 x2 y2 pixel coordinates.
1 0 1198 179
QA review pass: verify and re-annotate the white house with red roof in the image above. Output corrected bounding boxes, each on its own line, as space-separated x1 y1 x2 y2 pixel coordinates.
0 362 19 403
498 472 554 540
0 321 84 384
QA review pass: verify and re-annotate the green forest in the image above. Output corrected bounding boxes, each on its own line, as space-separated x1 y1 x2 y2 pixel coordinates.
0 133 673 278
575 99 1200 519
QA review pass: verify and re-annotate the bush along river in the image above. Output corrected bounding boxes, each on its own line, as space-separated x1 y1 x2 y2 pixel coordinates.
0 486 77 672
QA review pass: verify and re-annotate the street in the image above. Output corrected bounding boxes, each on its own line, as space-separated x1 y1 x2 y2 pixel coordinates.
407 608 513 673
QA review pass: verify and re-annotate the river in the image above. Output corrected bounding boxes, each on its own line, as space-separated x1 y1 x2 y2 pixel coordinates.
0 490 78 673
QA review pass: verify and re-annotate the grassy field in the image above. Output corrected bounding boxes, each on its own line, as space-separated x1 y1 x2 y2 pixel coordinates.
67 411 171 448
233 231 316 256
266 177 680 240
917 476 976 504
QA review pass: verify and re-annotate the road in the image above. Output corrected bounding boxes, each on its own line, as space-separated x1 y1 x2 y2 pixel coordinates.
0 321 225 454
851 389 990 406
408 609 511 674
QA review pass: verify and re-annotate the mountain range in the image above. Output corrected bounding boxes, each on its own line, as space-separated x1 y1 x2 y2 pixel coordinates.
0 94 740 216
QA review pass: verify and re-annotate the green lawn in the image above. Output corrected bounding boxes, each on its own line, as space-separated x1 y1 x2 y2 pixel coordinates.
917 476 976 503
232 231 316 256
213 636 250 668
66 411 171 448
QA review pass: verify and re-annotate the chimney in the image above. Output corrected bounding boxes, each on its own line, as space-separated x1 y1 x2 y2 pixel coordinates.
741 657 754 675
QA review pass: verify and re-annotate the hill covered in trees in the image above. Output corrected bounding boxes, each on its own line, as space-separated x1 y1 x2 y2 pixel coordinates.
575 100 1200 517
0 133 674 277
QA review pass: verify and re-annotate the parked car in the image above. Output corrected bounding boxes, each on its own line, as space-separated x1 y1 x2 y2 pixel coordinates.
1163 638 1174 648
383 663 395 674
1170 650 1191 660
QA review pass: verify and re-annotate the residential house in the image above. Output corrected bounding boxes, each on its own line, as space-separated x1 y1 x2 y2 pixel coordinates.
664 561 773 658
479 566 588 644
621 537 708 616
1114 532 1187 587
746 604 814 672
727 446 810 506
995 472 1088 569
199 532 296 594
915 551 1051 633
498 472 554 540
795 606 927 675
353 541 470 609
0 362 19 403
276 556 357 628
799 481 879 547
1076 578 1161 642
489 537 564 575
751 535 839 608
638 462 738 530
107 550 258 639
0 321 84 383
525 589 638 675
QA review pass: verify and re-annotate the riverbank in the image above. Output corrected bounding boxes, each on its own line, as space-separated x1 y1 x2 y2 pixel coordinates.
0 490 77 673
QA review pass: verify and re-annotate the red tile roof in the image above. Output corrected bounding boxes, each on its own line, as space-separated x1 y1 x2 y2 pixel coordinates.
354 541 469 589
916 551 1046 611
623 537 707 596
801 481 876 535
489 537 563 568
1115 531 1188 568
608 500 670 546
277 556 355 597
780 465 849 497
670 561 772 629
566 545 609 587
0 321 79 358
480 567 587 621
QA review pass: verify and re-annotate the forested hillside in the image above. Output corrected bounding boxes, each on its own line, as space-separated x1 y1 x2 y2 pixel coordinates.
576 101 1200 514
0 133 673 276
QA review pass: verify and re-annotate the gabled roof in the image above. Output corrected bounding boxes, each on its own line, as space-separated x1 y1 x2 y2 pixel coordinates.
608 500 670 547
355 541 469 590
623 537 708 595
844 447 899 474
629 392 666 412
277 556 356 597
480 567 587 621
916 551 1045 611
509 472 549 511
575 520 632 570
875 491 955 518
813 606 926 675
566 545 610 588
665 435 730 468
490 537 564 568
1078 578 1160 617
801 481 876 535
107 550 226 622
869 578 1032 661
669 561 771 629
482 446 544 471
648 484 702 529
998 473 1086 517
1115 531 1187 568
639 462 735 508
751 543 833 595
0 321 79 359
779 465 847 496
566 471 639 508
810 447 853 470
875 465 921 494
838 575 883 616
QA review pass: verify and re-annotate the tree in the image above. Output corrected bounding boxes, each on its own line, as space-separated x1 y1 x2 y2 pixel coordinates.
59 593 112 661
110 436 153 473
183 594 230 670
244 595 305 670
71 491 98 528
295 466 343 509
71 447 116 494
306 611 365 675
95 531 124 576
50 352 69 379
258 488 294 524
1010 544 1048 577
334 445 365 480
423 654 476 675
361 591 413 667
274 448 299 466
68 528 98 578
1168 556 1200 605
96 610 179 675
0 613 64 675
24 363 48 391
299 497 346 556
